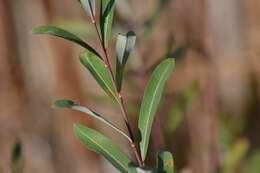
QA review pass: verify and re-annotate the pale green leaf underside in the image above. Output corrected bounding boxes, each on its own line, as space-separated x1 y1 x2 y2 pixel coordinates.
157 151 174 173
54 99 131 141
74 124 137 173
115 31 136 91
138 58 175 161
32 26 99 56
100 0 115 48
79 0 96 18
79 50 119 103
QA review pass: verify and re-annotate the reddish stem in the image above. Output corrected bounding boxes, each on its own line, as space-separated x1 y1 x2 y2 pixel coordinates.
91 19 144 167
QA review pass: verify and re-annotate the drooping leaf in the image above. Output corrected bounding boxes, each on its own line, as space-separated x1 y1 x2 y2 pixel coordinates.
74 124 137 173
79 50 119 103
54 99 131 142
115 31 136 91
138 58 175 161
100 0 115 48
53 19 95 38
156 151 174 173
32 26 99 56
78 0 96 19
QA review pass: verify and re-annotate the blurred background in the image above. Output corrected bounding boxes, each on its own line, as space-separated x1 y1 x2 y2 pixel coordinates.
1 0 260 173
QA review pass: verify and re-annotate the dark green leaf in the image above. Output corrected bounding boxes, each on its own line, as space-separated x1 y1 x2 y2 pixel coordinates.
54 99 131 142
32 26 99 56
100 0 115 48
12 142 22 173
138 58 175 160
78 0 96 19
156 151 174 173
74 124 137 173
115 31 136 91
79 50 119 103
54 99 74 108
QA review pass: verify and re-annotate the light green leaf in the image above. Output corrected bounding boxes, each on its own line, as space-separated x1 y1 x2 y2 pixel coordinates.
32 26 99 56
54 99 131 142
79 50 119 103
74 124 137 173
100 0 115 48
115 31 136 91
156 151 174 173
243 150 260 173
222 138 249 173
138 58 175 160
78 0 96 18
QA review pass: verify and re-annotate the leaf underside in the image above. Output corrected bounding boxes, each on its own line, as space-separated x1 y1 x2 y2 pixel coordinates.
115 31 136 91
54 99 131 141
79 0 96 18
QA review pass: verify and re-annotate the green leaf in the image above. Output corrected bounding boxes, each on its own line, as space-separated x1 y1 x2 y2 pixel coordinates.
156 151 174 173
79 50 119 103
243 150 260 173
100 0 115 48
11 142 22 173
74 124 137 173
222 138 249 173
32 26 99 56
138 58 175 161
78 0 96 19
115 31 136 91
54 99 131 142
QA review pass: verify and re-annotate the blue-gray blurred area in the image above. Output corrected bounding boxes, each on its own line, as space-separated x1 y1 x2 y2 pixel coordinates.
0 0 260 173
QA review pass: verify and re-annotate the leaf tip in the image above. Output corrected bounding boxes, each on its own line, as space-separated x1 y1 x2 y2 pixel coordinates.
53 99 74 108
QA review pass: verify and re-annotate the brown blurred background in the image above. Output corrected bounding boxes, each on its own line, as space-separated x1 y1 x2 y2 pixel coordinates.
1 0 260 173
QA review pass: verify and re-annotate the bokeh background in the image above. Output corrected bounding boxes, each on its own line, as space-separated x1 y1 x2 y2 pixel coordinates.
1 0 260 173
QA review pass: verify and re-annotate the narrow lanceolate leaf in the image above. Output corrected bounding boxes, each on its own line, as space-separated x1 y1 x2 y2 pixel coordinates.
100 0 115 48
138 58 175 161
32 26 99 56
74 124 137 173
53 99 131 142
78 0 96 19
79 50 119 103
115 31 136 91
156 151 174 173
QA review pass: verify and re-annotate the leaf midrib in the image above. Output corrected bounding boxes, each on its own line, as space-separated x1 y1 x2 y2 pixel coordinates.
77 127 131 173
87 57 119 103
141 62 172 155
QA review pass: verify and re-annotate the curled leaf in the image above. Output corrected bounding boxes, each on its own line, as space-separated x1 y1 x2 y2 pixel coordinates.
115 31 136 91
79 0 96 19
